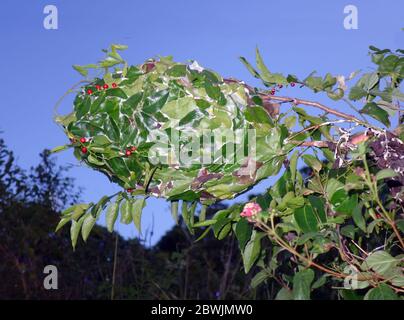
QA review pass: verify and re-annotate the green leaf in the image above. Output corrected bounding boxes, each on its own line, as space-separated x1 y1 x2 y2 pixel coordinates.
363 72 379 91
50 145 70 154
120 199 132 224
256 193 272 211
181 201 192 232
325 178 344 201
360 102 390 127
352 203 366 232
72 65 88 76
330 189 348 207
294 206 318 233
55 217 71 232
242 230 264 273
255 47 272 80
74 95 91 120
108 157 130 178
124 92 143 111
302 154 322 172
161 97 195 119
311 274 327 289
99 56 122 68
111 44 128 51
335 194 358 215
292 268 315 300
275 287 293 300
81 213 97 242
340 225 356 239
304 75 324 92
251 269 269 289
199 204 207 222
364 251 398 276
106 88 128 99
61 205 79 216
171 200 179 224
391 274 404 287
70 215 85 249
235 218 252 251
90 195 109 218
327 88 344 100
166 64 187 77
340 290 363 300
213 217 232 240
194 225 213 242
397 220 404 233
132 197 146 233
284 194 305 209
106 195 122 232
378 55 399 75
205 83 225 104
308 196 327 223
92 135 111 146
193 219 217 227
87 154 104 166
245 106 273 125
289 150 299 183
375 168 398 180
349 86 367 101
364 284 399 300
55 112 76 127
239 57 260 78
284 115 296 129
62 203 90 220
143 91 169 114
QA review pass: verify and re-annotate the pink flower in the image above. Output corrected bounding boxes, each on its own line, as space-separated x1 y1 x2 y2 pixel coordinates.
240 202 262 218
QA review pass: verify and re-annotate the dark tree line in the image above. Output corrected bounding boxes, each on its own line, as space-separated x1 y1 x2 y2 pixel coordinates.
0 136 269 299
2 135 360 300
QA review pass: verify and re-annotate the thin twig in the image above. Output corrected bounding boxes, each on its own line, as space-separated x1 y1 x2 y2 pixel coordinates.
110 233 119 300
53 80 91 119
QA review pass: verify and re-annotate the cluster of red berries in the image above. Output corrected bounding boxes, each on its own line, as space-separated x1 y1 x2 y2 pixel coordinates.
125 146 137 156
87 82 118 95
78 137 88 154
77 136 138 157
270 82 296 95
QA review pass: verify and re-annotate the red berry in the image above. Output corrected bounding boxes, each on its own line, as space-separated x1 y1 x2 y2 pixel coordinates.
112 83 117 88
270 90 275 95
127 188 133 193
131 146 137 152
87 89 93 95
125 150 132 157
290 82 296 87
278 84 283 88
103 84 109 89
81 147 88 154
95 85 101 90
376 213 382 219
80 137 86 143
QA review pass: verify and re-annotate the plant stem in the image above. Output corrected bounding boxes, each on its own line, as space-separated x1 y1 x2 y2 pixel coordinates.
362 156 404 249
110 233 119 300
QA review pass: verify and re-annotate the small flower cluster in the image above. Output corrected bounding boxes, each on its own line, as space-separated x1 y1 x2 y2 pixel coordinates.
240 202 262 222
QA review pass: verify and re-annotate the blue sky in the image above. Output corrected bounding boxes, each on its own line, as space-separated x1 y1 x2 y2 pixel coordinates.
0 0 402 246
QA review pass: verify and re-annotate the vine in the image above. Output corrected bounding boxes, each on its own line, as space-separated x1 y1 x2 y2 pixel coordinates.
52 44 404 300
